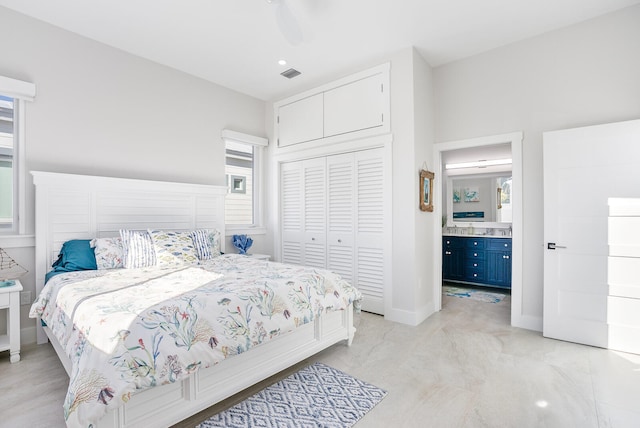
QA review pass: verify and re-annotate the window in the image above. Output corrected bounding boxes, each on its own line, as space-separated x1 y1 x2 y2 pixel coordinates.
0 95 16 232
222 130 268 229
229 175 247 194
0 75 36 235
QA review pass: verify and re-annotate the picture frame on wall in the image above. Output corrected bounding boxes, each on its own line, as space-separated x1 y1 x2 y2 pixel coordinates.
419 169 434 212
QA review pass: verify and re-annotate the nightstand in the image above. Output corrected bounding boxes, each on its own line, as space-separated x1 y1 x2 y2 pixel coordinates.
0 279 22 363
246 253 271 261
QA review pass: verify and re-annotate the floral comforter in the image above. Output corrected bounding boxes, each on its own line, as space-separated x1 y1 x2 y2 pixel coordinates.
29 254 361 427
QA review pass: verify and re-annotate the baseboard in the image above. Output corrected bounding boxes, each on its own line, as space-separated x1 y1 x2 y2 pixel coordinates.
384 303 436 326
511 314 542 332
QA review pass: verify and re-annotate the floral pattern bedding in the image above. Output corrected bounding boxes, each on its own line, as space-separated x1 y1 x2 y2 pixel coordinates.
29 254 362 427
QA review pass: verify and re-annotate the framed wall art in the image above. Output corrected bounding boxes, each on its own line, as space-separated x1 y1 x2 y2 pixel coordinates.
419 169 434 212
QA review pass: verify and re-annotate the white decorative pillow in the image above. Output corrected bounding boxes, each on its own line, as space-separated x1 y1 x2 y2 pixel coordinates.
90 237 124 270
119 229 157 269
148 230 200 267
190 229 222 260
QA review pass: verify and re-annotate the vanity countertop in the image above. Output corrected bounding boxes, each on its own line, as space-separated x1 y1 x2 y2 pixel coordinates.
442 233 511 239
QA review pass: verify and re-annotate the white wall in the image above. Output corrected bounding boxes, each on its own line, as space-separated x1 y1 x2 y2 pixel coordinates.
411 49 437 321
434 5 640 326
0 6 267 344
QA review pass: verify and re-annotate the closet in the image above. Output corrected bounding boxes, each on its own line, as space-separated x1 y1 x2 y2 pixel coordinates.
280 148 387 315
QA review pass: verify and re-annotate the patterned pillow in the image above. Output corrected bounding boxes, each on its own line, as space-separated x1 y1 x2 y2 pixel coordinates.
119 229 157 269
90 237 124 270
148 230 200 267
190 229 222 260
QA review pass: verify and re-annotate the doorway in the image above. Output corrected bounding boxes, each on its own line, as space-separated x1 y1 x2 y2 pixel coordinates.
433 132 523 327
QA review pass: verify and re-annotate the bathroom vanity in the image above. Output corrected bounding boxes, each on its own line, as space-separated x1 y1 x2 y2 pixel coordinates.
442 235 512 289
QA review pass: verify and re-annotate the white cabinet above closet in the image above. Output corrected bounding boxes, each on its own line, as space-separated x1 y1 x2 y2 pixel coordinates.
324 73 386 138
275 63 390 149
277 94 324 146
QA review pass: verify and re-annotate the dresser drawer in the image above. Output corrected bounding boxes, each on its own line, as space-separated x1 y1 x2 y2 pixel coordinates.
465 239 486 249
443 237 464 249
465 249 485 260
467 271 486 281
488 238 512 250
465 259 483 270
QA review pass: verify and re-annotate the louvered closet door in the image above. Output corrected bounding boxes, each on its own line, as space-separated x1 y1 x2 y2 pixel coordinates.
280 161 304 265
327 153 356 283
302 157 327 269
355 148 386 315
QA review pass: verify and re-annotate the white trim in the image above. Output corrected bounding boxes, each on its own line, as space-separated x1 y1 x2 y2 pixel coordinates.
0 75 36 102
433 132 526 329
0 234 35 248
17 99 27 235
223 132 266 230
0 97 29 236
224 226 267 236
512 314 543 332
384 302 436 327
221 129 268 147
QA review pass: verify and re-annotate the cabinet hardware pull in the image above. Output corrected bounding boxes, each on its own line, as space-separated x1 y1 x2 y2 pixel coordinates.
337 239 342 243
311 237 315 241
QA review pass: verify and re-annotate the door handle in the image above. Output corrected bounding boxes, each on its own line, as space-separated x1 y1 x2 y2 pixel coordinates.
547 242 567 250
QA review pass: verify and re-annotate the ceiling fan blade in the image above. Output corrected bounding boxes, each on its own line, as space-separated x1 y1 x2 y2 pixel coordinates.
273 0 303 46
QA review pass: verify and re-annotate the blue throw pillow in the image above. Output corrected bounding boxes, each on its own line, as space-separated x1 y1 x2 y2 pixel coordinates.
46 239 97 282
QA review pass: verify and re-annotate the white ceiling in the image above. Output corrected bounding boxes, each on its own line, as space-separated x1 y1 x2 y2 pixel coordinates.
1 0 639 101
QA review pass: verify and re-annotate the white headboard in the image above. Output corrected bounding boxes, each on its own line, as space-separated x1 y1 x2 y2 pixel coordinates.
32 171 227 343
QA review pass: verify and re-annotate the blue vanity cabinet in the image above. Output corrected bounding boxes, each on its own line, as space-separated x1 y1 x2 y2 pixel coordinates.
464 238 486 283
442 237 465 281
486 238 512 289
442 236 512 289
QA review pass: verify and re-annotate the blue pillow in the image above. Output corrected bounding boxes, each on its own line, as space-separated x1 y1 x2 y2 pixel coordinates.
46 239 97 282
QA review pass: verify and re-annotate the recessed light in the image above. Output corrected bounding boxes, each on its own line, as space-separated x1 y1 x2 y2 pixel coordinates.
278 59 287 66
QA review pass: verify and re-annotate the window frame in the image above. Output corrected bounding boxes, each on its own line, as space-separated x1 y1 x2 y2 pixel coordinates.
0 75 35 237
222 129 268 235
0 95 27 236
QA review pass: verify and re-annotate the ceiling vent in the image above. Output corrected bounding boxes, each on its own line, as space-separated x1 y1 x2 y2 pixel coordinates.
281 68 301 79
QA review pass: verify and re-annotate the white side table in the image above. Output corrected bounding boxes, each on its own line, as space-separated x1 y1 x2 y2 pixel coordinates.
0 279 22 363
246 253 271 261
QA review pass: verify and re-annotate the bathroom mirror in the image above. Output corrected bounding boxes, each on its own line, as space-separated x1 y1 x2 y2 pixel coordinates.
446 174 512 228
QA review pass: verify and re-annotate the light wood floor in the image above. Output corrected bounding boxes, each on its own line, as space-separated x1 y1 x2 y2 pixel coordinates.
2 288 640 427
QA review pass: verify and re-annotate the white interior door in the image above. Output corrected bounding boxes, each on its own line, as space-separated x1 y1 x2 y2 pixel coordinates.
280 161 303 265
543 119 640 353
354 148 386 315
327 153 356 283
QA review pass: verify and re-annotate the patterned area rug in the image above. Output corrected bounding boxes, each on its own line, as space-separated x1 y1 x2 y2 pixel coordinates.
444 286 506 303
197 363 387 428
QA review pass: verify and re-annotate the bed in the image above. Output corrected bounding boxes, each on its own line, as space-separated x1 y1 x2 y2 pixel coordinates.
30 171 360 428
